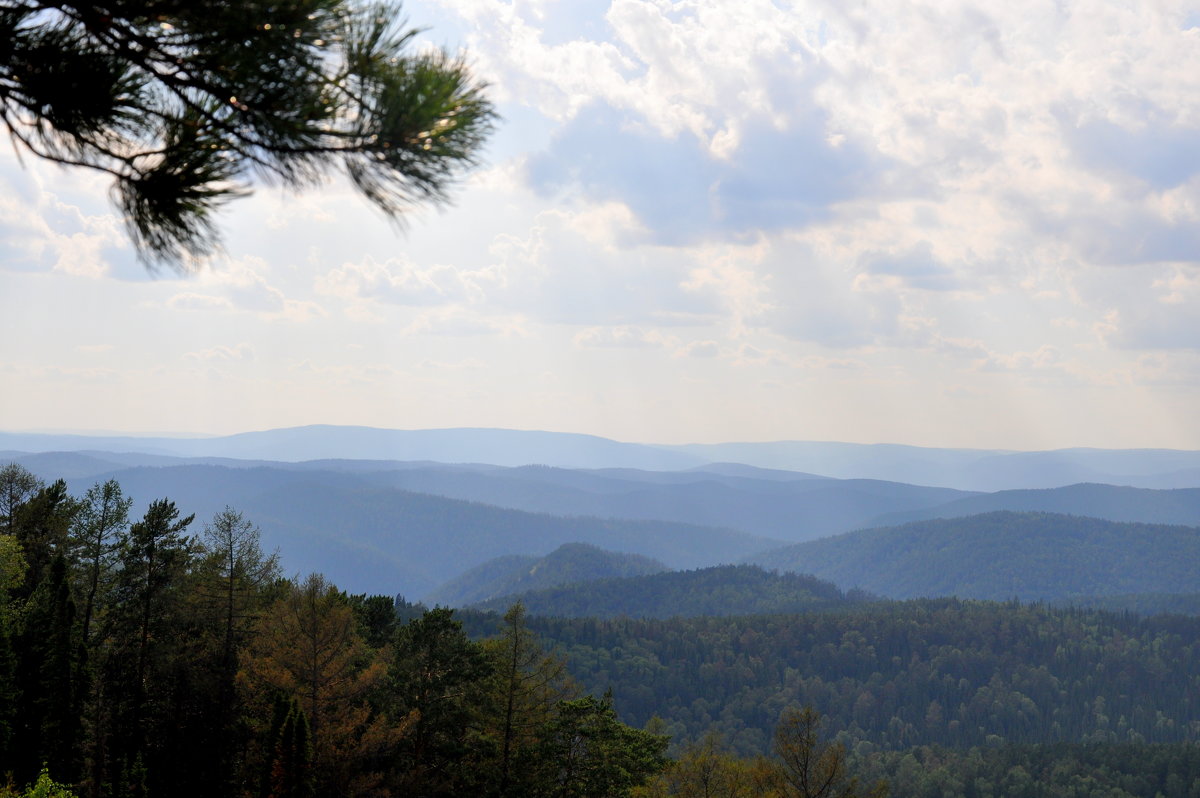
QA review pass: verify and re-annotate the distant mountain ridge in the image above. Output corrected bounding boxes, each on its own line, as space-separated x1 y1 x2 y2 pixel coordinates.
663 441 1200 490
866 482 1200 528
35 462 777 597
5 424 1200 490
0 425 704 470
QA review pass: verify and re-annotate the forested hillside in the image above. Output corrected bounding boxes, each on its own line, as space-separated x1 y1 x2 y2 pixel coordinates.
51 465 775 596
0 467 670 797
751 511 1200 601
467 564 870 618
8 464 1200 798
463 600 1200 756
425 542 668 606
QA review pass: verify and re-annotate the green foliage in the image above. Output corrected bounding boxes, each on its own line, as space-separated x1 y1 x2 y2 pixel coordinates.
0 1 493 267
9 469 1200 798
753 511 1200 601
9 481 80 600
387 607 492 796
347 593 400 649
266 699 315 798
501 600 1200 754
0 464 42 537
855 742 1200 798
479 602 578 797
522 693 670 798
3 767 78 797
469 565 866 619
0 535 26 619
428 543 668 608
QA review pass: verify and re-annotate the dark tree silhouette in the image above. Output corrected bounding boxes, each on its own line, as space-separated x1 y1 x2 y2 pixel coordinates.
0 0 494 268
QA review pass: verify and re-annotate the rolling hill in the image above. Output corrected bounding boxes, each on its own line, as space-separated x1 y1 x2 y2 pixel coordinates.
48 463 777 596
467 564 867 618
424 542 668 606
866 482 1200 528
749 511 1200 601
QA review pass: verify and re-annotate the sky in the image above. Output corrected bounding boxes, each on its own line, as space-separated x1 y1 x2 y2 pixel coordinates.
2 0 1200 450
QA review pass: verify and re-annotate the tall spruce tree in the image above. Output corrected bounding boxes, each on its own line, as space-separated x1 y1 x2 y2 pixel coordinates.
14 555 82 786
102 498 195 793
0 0 494 268
388 607 492 796
267 699 315 798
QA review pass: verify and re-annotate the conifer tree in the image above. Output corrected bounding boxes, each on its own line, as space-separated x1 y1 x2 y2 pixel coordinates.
481 603 577 797
69 480 131 648
388 607 492 796
267 699 315 798
240 574 396 796
0 0 494 268
0 464 41 537
14 555 82 786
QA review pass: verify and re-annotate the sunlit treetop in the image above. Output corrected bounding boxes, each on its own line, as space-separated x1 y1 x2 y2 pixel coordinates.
0 0 495 270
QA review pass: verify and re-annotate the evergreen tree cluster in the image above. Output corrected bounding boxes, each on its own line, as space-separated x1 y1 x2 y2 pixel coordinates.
476 599 1200 755
0 465 667 797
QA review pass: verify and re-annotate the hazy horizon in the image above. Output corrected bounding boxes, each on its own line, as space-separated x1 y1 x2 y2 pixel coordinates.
6 421 1200 455
5 0 1200 451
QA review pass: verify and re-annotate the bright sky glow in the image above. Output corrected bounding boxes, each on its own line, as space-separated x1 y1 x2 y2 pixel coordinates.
3 0 1200 449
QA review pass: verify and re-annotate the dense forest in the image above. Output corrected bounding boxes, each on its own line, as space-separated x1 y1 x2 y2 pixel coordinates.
0 467 671 797
752 511 1200 601
467 565 871 618
6 465 1200 797
459 602 1200 754
426 543 668 607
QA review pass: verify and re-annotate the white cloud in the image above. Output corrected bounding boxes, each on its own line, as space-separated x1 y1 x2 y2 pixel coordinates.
573 325 671 349
317 255 498 306
403 306 527 337
184 343 255 362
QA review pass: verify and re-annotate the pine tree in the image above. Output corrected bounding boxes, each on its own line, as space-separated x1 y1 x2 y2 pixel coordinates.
69 480 131 648
0 0 494 268
14 555 82 785
388 607 492 796
0 464 42 537
267 699 315 798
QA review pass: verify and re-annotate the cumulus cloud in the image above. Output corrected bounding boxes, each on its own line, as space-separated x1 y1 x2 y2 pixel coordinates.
573 325 671 349
403 306 527 337
675 339 720 358
184 343 255 362
166 257 326 321
317 255 498 306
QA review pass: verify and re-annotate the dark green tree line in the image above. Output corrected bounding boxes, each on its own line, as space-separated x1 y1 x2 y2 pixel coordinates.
0 465 667 797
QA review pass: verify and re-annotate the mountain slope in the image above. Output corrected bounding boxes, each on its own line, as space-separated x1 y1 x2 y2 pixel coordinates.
468 564 866 618
750 511 1200 601
57 464 776 596
661 441 1200 490
364 465 973 542
867 483 1200 528
425 543 667 606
